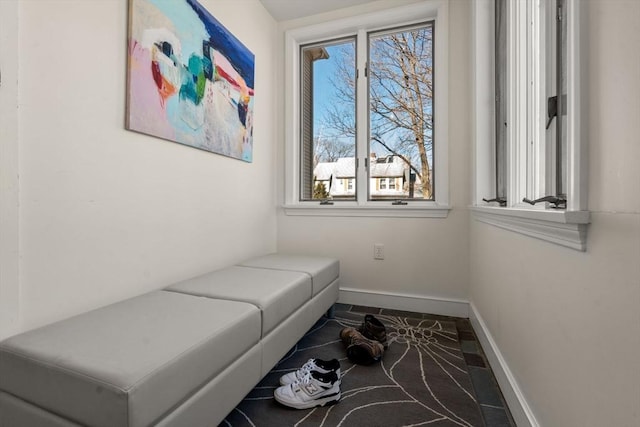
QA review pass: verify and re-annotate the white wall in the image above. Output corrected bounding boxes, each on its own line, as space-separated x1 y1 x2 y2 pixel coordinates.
277 0 472 316
0 0 21 343
469 1 640 426
0 0 278 338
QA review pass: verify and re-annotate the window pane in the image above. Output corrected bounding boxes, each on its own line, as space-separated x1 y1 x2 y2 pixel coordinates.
495 0 507 202
368 23 434 200
557 0 567 198
300 39 356 201
545 0 567 203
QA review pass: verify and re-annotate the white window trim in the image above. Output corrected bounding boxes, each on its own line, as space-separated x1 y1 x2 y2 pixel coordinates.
471 0 589 251
283 1 450 218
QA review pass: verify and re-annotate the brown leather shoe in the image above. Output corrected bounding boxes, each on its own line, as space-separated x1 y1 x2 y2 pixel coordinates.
359 315 388 348
340 327 384 365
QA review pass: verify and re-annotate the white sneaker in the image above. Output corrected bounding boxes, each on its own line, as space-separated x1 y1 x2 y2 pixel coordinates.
274 370 341 409
279 358 341 386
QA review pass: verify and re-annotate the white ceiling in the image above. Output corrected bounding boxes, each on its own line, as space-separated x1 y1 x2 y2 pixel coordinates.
259 0 376 21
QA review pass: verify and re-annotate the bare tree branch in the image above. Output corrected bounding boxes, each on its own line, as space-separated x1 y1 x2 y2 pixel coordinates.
318 25 434 198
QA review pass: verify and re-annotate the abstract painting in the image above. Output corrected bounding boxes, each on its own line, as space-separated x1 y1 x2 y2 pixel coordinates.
127 0 255 162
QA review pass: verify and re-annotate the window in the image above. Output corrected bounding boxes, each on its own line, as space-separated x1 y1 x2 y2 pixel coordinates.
368 24 434 201
284 1 449 218
471 0 589 250
301 38 356 201
300 24 433 203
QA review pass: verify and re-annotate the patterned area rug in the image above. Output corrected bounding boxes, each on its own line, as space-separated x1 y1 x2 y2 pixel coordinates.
220 308 484 427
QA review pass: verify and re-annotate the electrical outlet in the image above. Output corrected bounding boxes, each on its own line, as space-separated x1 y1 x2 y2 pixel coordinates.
374 243 384 260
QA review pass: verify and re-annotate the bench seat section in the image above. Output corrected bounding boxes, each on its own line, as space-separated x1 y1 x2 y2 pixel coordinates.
238 253 339 296
0 291 261 427
166 266 311 337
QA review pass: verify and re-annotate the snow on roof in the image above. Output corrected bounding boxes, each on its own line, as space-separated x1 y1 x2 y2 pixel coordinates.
314 162 334 180
334 157 356 177
313 156 407 179
370 161 405 177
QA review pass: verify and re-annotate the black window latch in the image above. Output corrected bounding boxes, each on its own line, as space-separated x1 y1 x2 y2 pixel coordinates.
392 200 408 205
546 94 567 130
319 199 334 205
482 197 507 207
546 96 558 130
522 196 566 209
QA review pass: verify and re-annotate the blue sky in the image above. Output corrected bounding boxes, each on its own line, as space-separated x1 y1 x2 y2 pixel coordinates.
312 42 354 140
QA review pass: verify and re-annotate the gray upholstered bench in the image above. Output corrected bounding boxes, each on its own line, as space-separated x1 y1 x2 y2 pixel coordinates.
0 291 262 426
0 254 339 427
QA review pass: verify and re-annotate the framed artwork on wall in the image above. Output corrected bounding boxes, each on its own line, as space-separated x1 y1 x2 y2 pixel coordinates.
127 0 255 162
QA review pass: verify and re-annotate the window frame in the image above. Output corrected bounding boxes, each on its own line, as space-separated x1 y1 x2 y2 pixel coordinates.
299 37 357 202
283 1 450 218
471 0 589 251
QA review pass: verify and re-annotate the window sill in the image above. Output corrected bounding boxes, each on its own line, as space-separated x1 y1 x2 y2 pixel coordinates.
470 205 590 251
283 203 451 218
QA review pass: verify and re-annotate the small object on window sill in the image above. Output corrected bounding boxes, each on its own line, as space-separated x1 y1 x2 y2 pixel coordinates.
319 199 334 205
522 196 566 209
392 200 408 205
482 197 507 207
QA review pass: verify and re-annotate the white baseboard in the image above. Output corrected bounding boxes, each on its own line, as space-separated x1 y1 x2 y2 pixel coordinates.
338 287 470 318
469 302 540 427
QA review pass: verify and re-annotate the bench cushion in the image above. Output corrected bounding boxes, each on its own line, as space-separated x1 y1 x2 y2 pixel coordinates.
238 254 339 296
166 266 311 337
0 291 260 427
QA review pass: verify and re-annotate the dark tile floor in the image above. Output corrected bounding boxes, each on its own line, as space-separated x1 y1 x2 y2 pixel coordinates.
340 304 516 427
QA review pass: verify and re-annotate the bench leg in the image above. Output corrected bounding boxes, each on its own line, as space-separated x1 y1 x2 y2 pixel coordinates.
326 305 335 319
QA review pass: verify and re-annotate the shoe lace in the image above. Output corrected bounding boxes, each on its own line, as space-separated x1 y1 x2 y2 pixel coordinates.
294 359 316 379
291 371 313 388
